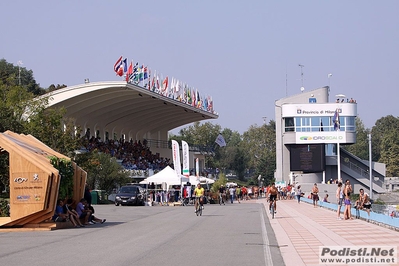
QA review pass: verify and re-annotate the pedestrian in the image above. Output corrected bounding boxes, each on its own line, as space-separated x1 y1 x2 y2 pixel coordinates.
336 182 344 220
229 186 235 203
295 185 302 203
343 179 353 220
311 183 319 208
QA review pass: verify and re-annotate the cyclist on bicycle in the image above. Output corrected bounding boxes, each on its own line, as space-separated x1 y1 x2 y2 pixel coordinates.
219 185 226 205
194 183 205 213
268 182 278 214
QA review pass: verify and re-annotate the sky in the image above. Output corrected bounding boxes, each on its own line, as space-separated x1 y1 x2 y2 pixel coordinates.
1 0 398 134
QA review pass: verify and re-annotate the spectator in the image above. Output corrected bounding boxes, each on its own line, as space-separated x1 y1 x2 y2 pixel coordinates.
336 182 344 220
53 199 68 222
64 199 84 227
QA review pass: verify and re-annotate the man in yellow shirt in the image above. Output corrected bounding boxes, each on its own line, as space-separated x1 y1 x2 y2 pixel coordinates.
194 183 205 213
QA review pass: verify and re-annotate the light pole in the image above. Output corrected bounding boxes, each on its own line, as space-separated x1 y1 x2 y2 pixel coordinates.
368 133 373 199
17 60 23 86
328 73 332 88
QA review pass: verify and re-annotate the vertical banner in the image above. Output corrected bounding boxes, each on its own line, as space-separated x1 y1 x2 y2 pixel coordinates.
171 140 182 178
181 140 190 177
195 158 199 180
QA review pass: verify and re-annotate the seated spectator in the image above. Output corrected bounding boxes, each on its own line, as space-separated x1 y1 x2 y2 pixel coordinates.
76 198 93 225
85 203 106 224
355 189 371 218
64 199 84 227
53 199 68 222
323 194 330 203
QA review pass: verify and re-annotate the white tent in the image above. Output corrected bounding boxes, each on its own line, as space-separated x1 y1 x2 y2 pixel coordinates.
140 166 189 189
189 176 215 186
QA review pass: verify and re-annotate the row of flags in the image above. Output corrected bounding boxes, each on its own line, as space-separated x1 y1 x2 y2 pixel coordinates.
113 56 214 113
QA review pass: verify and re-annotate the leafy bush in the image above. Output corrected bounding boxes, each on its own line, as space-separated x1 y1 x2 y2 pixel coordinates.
49 156 74 200
0 199 10 217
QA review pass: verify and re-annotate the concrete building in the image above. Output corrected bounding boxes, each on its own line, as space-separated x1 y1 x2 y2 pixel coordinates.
274 86 385 197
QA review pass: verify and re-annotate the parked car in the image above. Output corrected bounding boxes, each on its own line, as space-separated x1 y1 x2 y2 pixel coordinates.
115 185 145 206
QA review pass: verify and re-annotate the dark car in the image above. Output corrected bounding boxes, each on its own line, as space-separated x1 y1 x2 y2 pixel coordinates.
115 185 145 206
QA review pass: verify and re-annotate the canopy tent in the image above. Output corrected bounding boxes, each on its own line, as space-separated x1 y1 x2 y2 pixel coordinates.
140 166 189 189
189 176 215 186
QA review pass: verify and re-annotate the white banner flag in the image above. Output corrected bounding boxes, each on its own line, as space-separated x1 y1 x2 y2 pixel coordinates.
182 140 190 177
171 140 181 177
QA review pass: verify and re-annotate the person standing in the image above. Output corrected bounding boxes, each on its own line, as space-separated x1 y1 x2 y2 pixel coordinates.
229 186 236 204
235 186 241 203
218 185 226 205
311 183 319 208
336 182 344 220
295 185 302 203
343 179 353 220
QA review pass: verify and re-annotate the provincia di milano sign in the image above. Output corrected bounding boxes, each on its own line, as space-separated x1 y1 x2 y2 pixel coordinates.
282 103 357 118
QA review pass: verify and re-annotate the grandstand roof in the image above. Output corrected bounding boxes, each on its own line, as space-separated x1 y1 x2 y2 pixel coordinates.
45 81 218 139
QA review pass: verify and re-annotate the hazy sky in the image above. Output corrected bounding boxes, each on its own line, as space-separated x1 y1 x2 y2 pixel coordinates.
1 1 398 134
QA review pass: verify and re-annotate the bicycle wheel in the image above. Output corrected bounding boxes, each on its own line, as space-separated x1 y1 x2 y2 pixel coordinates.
271 202 275 219
199 205 202 216
196 203 200 216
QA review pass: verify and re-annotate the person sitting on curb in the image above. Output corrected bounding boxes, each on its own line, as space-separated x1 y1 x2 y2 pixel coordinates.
52 199 68 222
64 199 84 228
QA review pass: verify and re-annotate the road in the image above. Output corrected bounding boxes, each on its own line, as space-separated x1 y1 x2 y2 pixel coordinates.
0 202 284 266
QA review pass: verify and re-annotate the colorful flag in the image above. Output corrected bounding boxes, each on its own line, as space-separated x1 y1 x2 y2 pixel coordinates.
113 56 123 76
143 66 148 80
123 58 128 73
126 62 133 82
215 134 226 147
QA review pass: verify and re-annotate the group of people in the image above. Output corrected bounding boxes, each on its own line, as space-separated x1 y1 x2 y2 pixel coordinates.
80 135 173 172
52 185 106 227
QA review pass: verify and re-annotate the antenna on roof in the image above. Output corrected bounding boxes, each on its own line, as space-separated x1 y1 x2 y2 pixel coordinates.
299 64 305 92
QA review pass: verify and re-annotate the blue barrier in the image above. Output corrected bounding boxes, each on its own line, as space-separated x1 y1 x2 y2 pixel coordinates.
300 197 399 229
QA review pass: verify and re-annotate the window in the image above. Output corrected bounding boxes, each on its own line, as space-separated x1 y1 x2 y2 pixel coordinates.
285 117 295 132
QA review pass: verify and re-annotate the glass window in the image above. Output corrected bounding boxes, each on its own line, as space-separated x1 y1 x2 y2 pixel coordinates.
285 117 295 132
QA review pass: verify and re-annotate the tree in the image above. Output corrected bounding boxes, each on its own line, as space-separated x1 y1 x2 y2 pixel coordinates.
241 121 276 184
371 115 399 162
75 152 131 193
0 59 45 95
379 129 399 177
343 117 369 160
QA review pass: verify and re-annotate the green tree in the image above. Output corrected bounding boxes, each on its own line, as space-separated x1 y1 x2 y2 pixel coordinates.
241 121 276 184
343 117 369 160
379 129 399 177
0 59 45 95
371 115 399 163
76 152 131 193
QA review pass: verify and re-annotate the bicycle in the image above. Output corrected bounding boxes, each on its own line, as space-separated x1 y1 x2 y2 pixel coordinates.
269 196 277 219
195 196 204 216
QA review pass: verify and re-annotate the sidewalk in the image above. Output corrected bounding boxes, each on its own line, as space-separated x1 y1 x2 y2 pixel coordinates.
260 199 399 266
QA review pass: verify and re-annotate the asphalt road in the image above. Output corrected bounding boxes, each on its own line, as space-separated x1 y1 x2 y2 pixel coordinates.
0 202 284 266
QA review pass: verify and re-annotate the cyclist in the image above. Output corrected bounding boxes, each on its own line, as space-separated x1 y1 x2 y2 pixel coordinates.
194 183 205 213
268 182 278 214
218 185 226 205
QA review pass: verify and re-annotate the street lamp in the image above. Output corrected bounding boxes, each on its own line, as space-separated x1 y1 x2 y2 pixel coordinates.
368 133 373 199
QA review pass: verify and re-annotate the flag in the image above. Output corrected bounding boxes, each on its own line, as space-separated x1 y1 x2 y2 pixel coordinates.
123 58 128 73
333 109 340 131
113 56 123 76
215 134 226 147
181 140 190 177
143 66 148 80
126 62 133 82
162 76 168 96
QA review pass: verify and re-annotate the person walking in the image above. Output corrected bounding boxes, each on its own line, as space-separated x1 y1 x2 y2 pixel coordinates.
295 184 302 203
336 182 344 220
343 179 353 220
229 186 236 204
311 183 319 208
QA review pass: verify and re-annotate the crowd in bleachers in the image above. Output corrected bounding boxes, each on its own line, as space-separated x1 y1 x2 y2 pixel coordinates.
80 135 173 171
